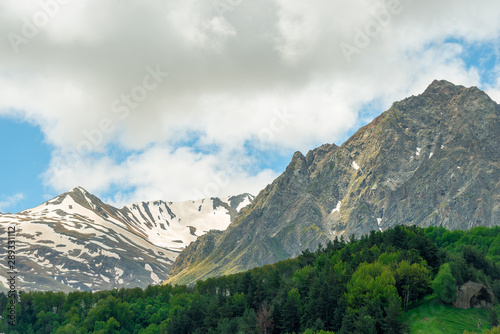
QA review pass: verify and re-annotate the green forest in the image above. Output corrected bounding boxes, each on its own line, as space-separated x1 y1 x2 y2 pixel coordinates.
2 225 500 334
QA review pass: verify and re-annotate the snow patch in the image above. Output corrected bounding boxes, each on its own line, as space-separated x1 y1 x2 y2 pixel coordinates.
100 249 120 259
416 147 422 156
429 152 433 159
331 201 342 214
352 161 360 170
377 218 382 226
150 272 161 284
332 229 346 237
55 264 70 273
236 196 252 211
114 267 124 277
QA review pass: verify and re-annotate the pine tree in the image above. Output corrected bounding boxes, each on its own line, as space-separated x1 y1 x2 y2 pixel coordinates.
353 308 377 334
382 296 408 334
281 289 302 333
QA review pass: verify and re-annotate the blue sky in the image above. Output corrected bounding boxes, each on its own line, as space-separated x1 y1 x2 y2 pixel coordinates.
1 0 500 213
0 116 52 213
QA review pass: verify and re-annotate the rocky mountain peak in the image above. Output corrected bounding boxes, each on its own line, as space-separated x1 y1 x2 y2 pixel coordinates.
287 151 307 174
66 186 104 209
72 185 90 193
421 79 466 98
167 80 500 286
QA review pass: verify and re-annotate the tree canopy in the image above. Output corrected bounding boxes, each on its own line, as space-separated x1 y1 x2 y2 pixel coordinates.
2 225 499 333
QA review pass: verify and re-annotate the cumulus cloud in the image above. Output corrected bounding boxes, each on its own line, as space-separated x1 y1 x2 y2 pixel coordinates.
43 144 277 206
1 0 499 204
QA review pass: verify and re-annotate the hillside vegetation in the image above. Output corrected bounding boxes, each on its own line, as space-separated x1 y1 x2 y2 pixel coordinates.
2 225 500 333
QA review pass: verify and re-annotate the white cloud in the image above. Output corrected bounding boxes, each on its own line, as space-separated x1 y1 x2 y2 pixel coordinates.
0 193 25 213
1 0 500 205
43 144 278 204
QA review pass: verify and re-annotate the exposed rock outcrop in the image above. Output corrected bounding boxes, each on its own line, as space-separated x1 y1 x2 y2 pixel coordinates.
453 281 495 309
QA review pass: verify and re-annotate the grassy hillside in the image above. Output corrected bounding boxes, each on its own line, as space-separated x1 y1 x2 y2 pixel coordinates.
406 296 500 334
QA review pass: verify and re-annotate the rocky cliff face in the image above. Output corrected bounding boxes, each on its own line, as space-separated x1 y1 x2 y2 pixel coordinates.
167 80 500 285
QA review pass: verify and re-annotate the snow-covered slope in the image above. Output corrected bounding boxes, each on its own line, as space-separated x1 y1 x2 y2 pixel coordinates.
121 197 243 250
0 187 253 292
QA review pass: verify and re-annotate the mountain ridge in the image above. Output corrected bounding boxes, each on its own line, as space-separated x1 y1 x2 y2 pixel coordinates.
0 187 253 292
166 80 500 285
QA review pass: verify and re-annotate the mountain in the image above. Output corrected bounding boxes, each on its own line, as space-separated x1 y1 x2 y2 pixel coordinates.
0 187 253 292
166 80 500 285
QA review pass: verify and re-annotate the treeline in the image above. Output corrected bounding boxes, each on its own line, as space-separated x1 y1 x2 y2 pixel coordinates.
1 225 500 334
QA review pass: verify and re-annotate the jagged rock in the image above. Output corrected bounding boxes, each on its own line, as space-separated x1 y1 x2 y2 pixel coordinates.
453 281 495 309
